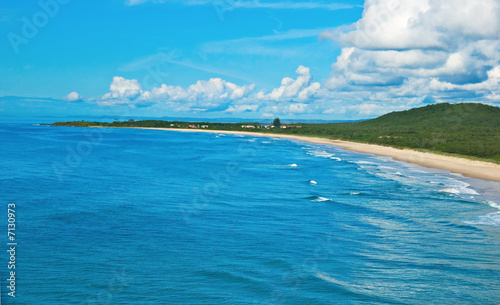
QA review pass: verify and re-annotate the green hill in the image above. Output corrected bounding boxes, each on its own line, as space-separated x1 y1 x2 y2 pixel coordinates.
363 103 500 128
291 103 500 162
50 103 500 162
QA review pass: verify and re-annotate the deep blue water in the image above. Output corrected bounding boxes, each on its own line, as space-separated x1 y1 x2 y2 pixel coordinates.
1 120 500 304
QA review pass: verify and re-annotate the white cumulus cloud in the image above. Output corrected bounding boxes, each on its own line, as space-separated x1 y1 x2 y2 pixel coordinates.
261 65 321 102
96 76 256 111
322 0 500 113
98 77 144 106
63 91 82 102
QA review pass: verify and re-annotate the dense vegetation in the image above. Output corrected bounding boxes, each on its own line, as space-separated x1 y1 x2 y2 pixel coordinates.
51 103 500 162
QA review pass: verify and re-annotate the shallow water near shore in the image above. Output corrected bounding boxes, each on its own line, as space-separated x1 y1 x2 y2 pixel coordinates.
1 120 500 304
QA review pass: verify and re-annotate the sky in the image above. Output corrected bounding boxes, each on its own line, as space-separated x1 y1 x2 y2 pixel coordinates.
0 0 499 120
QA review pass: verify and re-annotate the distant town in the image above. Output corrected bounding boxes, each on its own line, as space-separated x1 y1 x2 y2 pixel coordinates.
185 124 302 129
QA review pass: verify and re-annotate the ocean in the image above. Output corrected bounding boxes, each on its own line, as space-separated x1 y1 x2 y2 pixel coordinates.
1 119 499 304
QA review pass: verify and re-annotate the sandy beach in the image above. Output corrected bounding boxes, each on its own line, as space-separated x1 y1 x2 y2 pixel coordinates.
134 127 500 183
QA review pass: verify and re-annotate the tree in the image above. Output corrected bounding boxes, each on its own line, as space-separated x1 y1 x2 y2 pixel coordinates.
272 118 281 128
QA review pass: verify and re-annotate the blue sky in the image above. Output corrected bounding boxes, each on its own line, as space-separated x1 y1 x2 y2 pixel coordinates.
1 0 499 120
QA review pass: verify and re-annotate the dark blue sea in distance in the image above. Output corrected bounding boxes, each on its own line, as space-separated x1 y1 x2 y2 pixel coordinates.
1 119 500 304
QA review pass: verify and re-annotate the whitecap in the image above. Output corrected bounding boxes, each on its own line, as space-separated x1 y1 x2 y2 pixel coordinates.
464 212 500 227
352 161 377 165
308 150 333 157
309 180 317 185
289 164 298 168
487 200 500 210
380 166 396 170
307 149 343 162
439 187 479 195
464 201 500 227
313 197 332 202
440 188 460 195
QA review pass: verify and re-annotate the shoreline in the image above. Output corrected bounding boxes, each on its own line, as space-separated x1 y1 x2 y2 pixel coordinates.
132 127 500 183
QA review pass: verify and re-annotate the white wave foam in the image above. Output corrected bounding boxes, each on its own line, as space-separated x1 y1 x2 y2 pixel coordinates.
289 164 298 168
352 161 377 165
317 147 487 201
309 180 317 185
440 188 460 194
464 201 500 227
312 197 332 202
380 166 396 170
308 150 334 158
307 149 343 162
439 187 479 195
352 157 483 197
487 201 500 210
465 212 500 227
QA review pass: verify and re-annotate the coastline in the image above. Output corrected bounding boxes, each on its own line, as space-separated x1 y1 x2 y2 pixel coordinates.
133 127 500 183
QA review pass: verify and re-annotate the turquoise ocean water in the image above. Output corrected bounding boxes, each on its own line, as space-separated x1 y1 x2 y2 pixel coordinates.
1 119 499 304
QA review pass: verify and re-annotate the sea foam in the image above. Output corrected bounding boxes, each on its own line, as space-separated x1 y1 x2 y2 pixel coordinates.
464 201 500 227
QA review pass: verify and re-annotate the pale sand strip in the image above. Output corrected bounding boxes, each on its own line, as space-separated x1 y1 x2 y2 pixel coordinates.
135 127 500 183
